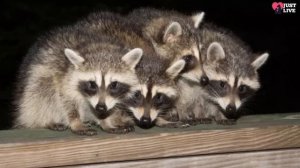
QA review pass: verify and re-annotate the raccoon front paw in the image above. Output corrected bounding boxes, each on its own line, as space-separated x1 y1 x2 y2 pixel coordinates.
196 118 213 124
47 123 68 131
181 119 198 126
161 122 190 128
103 126 135 134
72 128 98 136
83 121 97 127
216 119 236 125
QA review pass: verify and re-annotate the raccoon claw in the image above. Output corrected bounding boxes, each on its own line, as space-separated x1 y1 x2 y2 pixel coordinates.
216 119 236 125
196 118 213 124
48 123 68 131
83 121 96 127
72 128 97 136
104 126 135 134
161 122 190 128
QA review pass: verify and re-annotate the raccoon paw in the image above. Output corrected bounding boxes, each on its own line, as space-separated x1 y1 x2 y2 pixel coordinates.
83 121 97 127
104 126 135 134
196 118 213 124
216 119 236 125
161 122 190 128
47 123 68 131
72 128 98 136
182 119 198 126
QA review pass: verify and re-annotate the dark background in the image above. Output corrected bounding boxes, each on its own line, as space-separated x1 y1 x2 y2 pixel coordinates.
0 0 299 129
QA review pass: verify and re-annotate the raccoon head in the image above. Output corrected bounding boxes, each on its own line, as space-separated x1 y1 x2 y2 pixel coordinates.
202 42 269 119
147 19 201 63
124 59 186 129
151 13 208 87
64 48 143 119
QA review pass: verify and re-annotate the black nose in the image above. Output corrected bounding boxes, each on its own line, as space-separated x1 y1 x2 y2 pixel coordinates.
200 76 209 86
139 116 152 129
96 103 107 112
95 103 109 119
226 104 236 113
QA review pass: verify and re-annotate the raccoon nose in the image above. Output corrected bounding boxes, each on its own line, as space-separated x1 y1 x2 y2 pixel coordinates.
200 75 209 86
139 116 152 129
96 103 107 113
226 104 236 113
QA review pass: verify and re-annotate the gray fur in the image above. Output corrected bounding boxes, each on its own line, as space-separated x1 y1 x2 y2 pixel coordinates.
75 11 186 128
14 22 143 134
189 23 269 123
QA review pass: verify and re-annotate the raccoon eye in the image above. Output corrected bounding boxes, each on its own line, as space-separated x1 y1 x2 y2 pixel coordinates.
108 81 130 97
153 93 170 106
181 55 197 72
109 81 119 89
88 81 98 90
134 91 142 99
153 93 164 105
78 80 98 96
219 81 226 88
131 91 143 106
238 85 248 94
182 55 194 63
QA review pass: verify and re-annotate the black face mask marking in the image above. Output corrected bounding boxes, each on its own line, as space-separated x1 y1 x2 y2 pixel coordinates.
107 81 130 97
206 80 230 97
123 91 144 107
238 85 256 100
78 80 98 96
181 55 197 73
152 93 173 111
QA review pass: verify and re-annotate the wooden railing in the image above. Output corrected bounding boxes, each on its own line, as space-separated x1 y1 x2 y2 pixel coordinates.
1 113 300 167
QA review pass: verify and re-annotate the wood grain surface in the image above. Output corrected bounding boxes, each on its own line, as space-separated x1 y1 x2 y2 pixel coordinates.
73 148 300 168
0 113 300 167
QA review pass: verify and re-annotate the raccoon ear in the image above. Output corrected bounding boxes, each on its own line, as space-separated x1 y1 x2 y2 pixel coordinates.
64 48 85 69
191 12 205 28
166 60 186 79
251 52 269 70
163 22 182 43
122 48 143 71
207 42 225 62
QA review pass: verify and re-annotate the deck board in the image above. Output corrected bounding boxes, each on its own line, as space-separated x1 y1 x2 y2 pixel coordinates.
0 113 299 167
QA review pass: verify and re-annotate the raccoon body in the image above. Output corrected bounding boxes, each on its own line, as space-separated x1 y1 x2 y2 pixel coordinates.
191 23 269 123
128 8 211 125
14 25 144 135
77 12 186 129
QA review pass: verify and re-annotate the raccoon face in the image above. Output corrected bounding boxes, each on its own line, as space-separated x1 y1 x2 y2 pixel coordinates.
125 60 186 128
64 48 143 119
202 42 269 119
151 17 208 86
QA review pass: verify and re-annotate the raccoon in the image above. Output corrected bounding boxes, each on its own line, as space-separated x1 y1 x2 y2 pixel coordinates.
191 23 269 124
127 8 208 84
128 8 212 125
14 25 144 135
77 11 186 129
128 55 186 129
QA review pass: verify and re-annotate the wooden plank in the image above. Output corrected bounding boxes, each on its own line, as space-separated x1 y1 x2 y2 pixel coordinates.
0 124 300 167
1 112 300 144
71 148 300 168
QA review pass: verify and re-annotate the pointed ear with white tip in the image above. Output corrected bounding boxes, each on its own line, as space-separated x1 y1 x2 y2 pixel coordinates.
191 12 205 28
64 48 85 69
166 60 186 79
163 22 182 43
251 52 269 70
207 42 225 62
122 48 143 71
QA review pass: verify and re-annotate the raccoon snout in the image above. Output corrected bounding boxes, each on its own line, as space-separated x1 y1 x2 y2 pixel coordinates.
226 104 236 113
200 75 209 86
139 116 152 129
95 103 108 119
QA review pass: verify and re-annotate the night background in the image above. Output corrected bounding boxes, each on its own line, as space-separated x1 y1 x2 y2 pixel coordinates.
0 0 299 129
